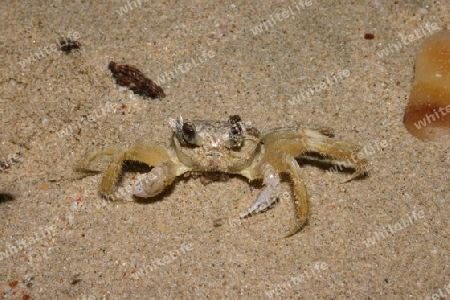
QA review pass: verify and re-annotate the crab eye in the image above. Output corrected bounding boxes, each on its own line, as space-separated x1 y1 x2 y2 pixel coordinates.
228 115 242 124
226 115 245 148
230 125 241 136
182 122 197 144
227 123 244 148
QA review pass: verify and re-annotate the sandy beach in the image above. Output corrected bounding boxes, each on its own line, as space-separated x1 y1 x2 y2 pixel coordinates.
1 1 449 299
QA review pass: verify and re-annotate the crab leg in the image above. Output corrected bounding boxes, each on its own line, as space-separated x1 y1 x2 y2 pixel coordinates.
262 127 368 182
74 145 122 172
300 128 368 181
262 152 309 237
75 143 177 200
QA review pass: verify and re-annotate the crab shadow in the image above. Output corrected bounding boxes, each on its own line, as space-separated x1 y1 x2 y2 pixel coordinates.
297 154 368 180
121 160 267 206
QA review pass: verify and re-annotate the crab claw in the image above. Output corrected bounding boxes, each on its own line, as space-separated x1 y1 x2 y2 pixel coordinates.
133 160 175 198
240 163 281 218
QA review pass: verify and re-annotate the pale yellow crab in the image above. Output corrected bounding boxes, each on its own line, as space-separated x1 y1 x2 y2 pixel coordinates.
74 115 368 237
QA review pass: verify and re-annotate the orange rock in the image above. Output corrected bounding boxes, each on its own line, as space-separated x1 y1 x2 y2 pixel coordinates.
403 30 450 142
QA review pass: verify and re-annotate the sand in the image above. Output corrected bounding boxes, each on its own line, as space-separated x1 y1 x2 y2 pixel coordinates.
1 1 449 299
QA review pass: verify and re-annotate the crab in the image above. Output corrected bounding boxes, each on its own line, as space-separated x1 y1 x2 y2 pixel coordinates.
74 115 368 237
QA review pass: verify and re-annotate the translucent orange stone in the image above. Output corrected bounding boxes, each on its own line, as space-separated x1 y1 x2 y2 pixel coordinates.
403 30 450 142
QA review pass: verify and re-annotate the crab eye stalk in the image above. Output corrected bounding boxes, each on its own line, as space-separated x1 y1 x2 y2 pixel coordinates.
230 125 241 136
182 122 197 145
225 115 245 148
169 116 198 146
228 115 242 124
226 122 245 148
